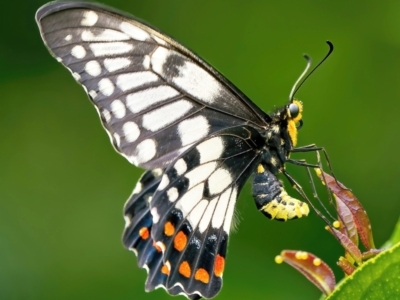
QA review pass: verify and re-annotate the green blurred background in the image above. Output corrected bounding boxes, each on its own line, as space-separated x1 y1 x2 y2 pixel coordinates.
1 0 400 299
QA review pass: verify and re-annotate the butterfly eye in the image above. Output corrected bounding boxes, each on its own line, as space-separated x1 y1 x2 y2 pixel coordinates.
289 103 300 118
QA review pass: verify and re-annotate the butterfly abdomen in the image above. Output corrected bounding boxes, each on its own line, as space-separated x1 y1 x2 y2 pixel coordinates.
252 164 309 221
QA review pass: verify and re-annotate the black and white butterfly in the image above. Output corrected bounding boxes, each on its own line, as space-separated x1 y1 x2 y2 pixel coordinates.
36 2 318 299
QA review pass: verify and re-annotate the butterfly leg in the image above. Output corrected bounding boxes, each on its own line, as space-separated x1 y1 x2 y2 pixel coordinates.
283 169 337 227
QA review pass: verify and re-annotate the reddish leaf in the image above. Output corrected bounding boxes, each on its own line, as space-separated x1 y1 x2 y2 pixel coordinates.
276 250 336 295
335 194 358 246
337 256 356 276
326 226 362 265
315 169 375 249
362 248 384 261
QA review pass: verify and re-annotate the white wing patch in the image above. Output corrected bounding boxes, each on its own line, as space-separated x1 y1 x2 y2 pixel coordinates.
173 60 220 103
187 199 208 229
152 35 168 46
176 183 204 217
223 187 237 232
116 71 158 92
98 78 114 96
151 46 169 75
142 100 193 132
151 207 160 223
212 188 232 229
185 161 218 190
142 55 151 69
134 139 157 164
173 158 187 176
198 197 218 233
150 46 221 103
85 60 102 77
81 29 130 41
81 11 98 26
71 45 86 58
208 168 233 195
122 121 140 142
126 85 180 114
177 115 210 146
110 99 126 119
89 42 133 56
158 174 170 190
120 22 151 41
104 57 131 72
196 136 224 164
167 187 179 202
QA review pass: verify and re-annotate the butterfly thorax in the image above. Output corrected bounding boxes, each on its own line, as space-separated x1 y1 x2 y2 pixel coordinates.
260 99 303 171
252 99 309 221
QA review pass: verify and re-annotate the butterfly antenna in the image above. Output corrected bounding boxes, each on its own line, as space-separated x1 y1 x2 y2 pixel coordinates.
289 41 334 102
289 55 312 102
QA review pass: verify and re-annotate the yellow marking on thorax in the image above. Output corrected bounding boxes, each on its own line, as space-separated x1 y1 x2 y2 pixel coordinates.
257 164 265 173
287 100 303 147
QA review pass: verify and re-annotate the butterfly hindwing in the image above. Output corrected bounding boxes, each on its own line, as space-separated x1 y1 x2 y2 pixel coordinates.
36 2 268 170
147 126 265 298
123 170 205 300
122 170 167 288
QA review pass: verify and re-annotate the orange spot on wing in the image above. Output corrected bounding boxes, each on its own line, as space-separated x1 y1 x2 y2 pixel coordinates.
174 231 187 252
214 254 225 277
139 227 149 240
179 261 191 278
161 264 170 275
164 221 175 236
195 268 210 284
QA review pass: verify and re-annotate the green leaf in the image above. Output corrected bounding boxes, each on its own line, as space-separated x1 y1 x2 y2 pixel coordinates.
326 242 400 300
382 217 400 249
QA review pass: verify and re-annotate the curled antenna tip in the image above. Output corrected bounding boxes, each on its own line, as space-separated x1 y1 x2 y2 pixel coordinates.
303 54 312 64
289 41 334 102
326 41 334 52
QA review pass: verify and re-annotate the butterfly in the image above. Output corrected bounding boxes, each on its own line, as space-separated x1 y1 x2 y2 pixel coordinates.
36 2 321 299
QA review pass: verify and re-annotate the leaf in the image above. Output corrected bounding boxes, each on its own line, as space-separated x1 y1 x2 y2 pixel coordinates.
276 250 336 295
335 195 358 246
382 217 400 249
337 256 356 276
326 242 400 300
326 226 362 265
315 169 375 249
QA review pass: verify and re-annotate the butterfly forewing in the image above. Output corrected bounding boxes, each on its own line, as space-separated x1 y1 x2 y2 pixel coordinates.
36 2 268 170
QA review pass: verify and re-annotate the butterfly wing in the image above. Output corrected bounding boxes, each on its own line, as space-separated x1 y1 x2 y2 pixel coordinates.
36 2 271 299
36 2 269 170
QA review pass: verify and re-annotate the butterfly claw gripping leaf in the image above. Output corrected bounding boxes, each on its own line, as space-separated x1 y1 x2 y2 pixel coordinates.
36 2 310 298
